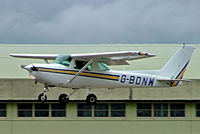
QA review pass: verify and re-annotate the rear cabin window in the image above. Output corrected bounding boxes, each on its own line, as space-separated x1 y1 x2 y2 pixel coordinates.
97 62 109 71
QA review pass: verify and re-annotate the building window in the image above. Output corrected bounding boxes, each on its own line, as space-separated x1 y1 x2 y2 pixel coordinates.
196 104 200 117
0 103 6 117
77 103 126 117
35 104 49 117
170 103 185 117
111 104 125 117
51 103 66 117
18 104 32 117
137 103 152 117
77 104 92 117
94 104 109 117
154 104 168 117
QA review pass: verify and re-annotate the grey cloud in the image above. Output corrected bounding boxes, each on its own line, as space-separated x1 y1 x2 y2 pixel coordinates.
0 0 199 44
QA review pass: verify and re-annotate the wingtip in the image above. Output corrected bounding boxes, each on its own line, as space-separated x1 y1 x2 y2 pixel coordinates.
137 51 156 57
148 53 156 57
9 54 16 57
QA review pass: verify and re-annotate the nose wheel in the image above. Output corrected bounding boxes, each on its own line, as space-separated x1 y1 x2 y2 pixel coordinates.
38 93 47 102
38 86 49 102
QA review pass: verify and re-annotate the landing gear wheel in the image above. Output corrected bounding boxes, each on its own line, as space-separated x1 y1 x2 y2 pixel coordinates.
38 93 47 102
86 94 97 105
59 93 69 104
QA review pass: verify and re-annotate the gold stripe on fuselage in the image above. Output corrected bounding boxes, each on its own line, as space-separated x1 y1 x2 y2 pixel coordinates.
38 68 119 80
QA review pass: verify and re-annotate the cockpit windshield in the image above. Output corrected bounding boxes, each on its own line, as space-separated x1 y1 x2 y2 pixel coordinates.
54 54 109 71
54 54 72 66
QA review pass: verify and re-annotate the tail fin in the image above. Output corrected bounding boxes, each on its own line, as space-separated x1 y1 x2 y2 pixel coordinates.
160 45 195 86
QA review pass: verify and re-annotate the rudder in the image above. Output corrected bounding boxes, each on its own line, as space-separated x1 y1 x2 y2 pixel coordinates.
160 45 195 85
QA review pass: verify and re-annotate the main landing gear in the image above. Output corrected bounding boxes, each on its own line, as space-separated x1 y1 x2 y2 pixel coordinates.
38 86 97 105
58 93 69 104
86 94 97 105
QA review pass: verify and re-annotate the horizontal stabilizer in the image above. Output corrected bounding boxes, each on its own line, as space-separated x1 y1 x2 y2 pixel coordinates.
157 78 192 82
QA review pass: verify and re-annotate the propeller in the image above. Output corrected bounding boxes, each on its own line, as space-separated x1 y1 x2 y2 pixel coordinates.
21 64 38 72
20 64 26 69
30 65 38 71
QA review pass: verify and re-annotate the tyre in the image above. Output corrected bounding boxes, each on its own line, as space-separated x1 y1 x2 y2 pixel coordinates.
59 93 69 104
86 94 97 105
38 93 47 102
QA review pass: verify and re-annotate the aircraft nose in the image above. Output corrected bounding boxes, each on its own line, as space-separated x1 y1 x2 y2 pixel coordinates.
22 64 38 72
22 64 32 72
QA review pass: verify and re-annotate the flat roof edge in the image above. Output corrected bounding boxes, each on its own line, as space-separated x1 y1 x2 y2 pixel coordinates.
1 99 200 103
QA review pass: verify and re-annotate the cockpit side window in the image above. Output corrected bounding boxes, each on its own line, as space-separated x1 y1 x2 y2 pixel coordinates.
74 61 109 71
54 54 72 66
75 60 91 71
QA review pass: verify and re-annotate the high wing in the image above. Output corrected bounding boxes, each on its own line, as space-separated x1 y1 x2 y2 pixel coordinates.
10 54 58 60
10 51 156 65
71 51 156 65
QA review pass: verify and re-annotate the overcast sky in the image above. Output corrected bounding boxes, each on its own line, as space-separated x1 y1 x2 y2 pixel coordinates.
0 0 199 44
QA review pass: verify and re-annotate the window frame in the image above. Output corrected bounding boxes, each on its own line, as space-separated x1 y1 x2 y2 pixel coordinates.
77 103 92 117
153 103 169 117
196 103 200 117
17 103 67 118
0 103 7 117
94 103 109 117
51 103 66 117
170 103 185 117
110 103 126 117
18 103 33 117
34 103 49 117
137 103 152 117
77 103 126 118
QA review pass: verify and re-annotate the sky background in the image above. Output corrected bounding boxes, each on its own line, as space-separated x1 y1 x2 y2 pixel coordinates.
0 0 199 44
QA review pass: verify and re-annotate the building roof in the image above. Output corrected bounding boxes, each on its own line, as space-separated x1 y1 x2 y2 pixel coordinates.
0 44 199 79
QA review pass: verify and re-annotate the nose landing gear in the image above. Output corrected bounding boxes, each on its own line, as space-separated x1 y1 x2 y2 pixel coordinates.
38 86 49 102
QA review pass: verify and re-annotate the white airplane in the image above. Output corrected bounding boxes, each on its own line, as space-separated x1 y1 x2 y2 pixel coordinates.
10 44 195 104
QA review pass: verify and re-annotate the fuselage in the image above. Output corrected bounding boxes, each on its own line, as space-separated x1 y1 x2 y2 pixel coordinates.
26 63 170 89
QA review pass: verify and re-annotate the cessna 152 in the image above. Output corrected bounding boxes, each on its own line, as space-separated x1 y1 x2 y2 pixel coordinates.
10 44 195 104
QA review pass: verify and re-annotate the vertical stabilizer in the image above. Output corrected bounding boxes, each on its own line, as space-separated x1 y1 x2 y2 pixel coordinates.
160 45 195 86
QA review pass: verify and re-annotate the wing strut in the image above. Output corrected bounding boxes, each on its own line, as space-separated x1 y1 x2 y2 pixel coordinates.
67 59 94 84
44 59 49 64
